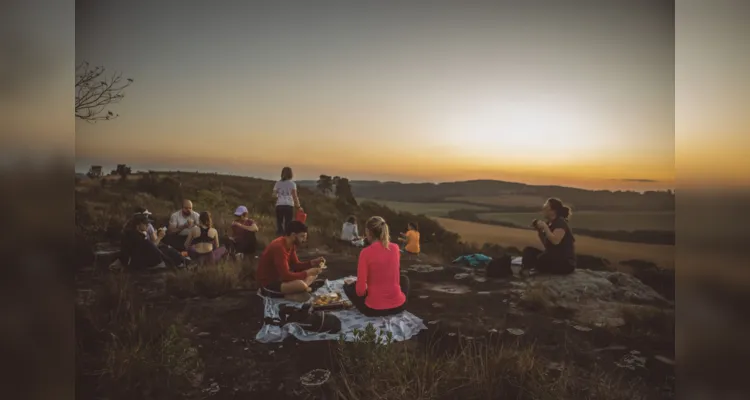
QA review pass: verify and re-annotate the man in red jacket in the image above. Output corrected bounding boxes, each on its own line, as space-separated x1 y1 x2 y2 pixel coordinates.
256 220 325 299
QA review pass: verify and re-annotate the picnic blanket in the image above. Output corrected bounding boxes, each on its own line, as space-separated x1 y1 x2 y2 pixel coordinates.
255 277 427 343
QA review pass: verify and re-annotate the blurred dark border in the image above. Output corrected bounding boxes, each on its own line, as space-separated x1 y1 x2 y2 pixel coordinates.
676 0 750 399
2 0 750 399
0 1 74 400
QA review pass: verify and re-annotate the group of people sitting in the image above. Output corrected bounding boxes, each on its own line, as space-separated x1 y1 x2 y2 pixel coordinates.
115 199 260 270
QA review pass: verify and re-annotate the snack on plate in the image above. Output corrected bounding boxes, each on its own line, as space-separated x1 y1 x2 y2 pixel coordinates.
312 292 341 306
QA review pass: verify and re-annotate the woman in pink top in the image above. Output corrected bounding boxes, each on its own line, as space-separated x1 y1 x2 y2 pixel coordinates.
343 216 410 317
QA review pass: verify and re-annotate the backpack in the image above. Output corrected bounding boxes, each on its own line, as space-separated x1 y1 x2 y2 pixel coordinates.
486 255 512 278
265 304 342 334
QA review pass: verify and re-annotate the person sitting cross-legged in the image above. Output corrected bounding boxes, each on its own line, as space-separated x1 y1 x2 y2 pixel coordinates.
231 205 259 256
184 211 227 265
343 216 410 317
133 206 186 268
397 222 420 255
162 199 201 251
256 220 325 301
340 215 364 247
522 197 577 275
118 214 168 270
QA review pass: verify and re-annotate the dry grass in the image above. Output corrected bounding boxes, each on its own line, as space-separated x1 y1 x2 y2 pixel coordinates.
434 217 675 269
77 274 203 399
619 304 675 338
333 324 646 400
520 287 554 313
166 259 256 298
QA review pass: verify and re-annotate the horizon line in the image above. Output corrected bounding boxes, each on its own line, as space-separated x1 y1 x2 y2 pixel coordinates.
75 166 675 194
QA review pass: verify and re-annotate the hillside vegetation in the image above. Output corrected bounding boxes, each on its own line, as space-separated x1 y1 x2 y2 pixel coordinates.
75 171 674 296
75 172 508 266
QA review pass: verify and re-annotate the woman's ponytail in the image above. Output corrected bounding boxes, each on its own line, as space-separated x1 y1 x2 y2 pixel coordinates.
366 216 391 250
560 206 572 219
547 198 572 220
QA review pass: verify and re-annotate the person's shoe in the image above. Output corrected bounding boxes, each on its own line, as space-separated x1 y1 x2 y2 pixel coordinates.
308 279 326 293
148 261 167 271
108 259 123 271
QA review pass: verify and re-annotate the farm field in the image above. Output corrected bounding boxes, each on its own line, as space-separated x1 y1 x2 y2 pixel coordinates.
362 198 674 232
478 211 675 232
445 194 547 207
435 217 675 270
358 198 490 217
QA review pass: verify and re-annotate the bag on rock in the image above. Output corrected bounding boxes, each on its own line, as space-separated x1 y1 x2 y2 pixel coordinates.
486 255 512 278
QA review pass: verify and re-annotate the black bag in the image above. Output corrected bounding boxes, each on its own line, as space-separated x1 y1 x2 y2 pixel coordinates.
265 305 342 334
486 255 512 278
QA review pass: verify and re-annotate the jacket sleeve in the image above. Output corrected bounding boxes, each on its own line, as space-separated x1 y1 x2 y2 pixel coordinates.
289 248 313 272
273 247 307 281
355 251 368 296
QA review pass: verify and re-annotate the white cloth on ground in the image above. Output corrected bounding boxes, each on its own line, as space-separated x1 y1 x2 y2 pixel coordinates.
255 277 426 343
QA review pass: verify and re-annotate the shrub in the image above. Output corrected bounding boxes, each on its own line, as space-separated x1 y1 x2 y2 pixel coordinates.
166 260 250 298
77 274 202 399
333 325 646 400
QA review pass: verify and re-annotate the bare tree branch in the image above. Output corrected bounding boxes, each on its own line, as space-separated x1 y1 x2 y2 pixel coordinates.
75 61 133 122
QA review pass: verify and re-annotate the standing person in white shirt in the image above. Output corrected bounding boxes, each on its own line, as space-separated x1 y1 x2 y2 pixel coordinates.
340 215 361 244
163 199 201 251
273 167 301 236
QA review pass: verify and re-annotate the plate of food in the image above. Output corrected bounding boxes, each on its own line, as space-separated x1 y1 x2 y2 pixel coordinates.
311 292 353 311
312 292 341 306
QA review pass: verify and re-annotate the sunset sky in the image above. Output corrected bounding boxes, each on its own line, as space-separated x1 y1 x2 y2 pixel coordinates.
72 0 682 191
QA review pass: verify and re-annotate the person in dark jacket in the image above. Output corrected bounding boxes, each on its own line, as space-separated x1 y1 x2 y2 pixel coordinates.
522 198 577 275
118 214 168 270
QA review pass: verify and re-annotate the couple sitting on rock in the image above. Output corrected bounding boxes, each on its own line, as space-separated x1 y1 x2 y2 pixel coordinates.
257 217 409 317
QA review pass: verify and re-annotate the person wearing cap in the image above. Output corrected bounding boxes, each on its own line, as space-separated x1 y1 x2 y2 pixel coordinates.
231 205 259 255
133 206 187 268
134 206 161 244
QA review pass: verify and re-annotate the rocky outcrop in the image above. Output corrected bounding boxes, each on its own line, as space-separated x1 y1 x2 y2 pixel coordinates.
523 270 670 328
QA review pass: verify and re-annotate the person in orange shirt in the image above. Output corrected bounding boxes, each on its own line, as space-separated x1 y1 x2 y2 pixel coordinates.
398 222 420 255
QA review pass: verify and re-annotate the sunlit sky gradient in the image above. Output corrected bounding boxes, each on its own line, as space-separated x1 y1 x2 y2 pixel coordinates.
74 0 677 191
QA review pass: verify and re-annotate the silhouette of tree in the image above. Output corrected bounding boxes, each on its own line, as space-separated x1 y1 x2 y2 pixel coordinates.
334 177 358 206
86 165 103 179
75 61 133 122
112 164 131 181
317 175 333 194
